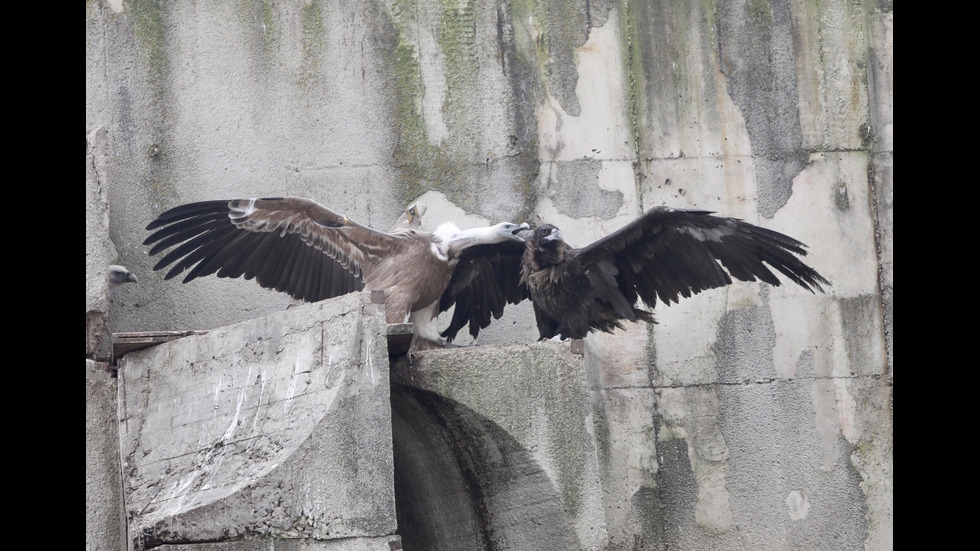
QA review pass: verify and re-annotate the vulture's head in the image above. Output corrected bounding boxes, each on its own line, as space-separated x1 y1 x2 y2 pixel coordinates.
406 202 427 225
393 201 428 231
492 221 531 243
525 224 566 268
108 265 138 287
530 224 563 247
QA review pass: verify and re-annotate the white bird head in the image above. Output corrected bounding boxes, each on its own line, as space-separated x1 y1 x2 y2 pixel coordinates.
108 265 138 287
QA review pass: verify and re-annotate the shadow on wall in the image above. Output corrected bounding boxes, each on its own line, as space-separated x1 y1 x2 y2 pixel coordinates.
392 385 580 550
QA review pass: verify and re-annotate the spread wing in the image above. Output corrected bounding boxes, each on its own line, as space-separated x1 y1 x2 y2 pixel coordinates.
143 197 409 303
438 240 529 342
574 206 829 309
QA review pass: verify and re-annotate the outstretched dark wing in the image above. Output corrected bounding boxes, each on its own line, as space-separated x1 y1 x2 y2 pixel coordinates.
143 197 407 303
438 240 529 342
574 206 829 309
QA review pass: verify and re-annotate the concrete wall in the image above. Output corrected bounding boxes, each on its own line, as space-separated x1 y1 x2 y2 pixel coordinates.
115 293 398 551
87 0 892 549
88 122 129 551
87 360 128 551
87 126 118 362
391 344 605 550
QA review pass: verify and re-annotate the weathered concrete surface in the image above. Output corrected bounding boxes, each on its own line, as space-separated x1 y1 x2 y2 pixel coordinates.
87 122 130 551
85 0 539 344
87 126 117 361
116 292 395 549
869 9 893 384
87 360 127 551
152 538 400 551
86 126 113 318
392 343 606 550
88 0 893 549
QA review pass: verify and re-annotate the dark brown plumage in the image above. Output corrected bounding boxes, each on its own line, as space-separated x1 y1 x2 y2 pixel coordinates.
440 206 830 343
518 207 829 340
438 239 531 342
143 197 528 348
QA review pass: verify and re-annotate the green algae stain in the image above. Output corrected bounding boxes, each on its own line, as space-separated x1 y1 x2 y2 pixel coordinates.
701 0 720 27
380 0 543 213
299 0 325 89
436 0 480 146
617 0 643 160
382 1 468 207
437 0 480 77
387 36 432 205
130 0 181 203
132 0 168 85
508 0 545 55
261 0 276 46
749 0 773 23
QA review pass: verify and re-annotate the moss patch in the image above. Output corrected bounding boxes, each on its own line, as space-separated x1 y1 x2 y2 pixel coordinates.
298 0 325 90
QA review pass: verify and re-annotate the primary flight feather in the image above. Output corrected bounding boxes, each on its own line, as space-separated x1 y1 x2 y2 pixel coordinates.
144 197 528 350
440 205 829 342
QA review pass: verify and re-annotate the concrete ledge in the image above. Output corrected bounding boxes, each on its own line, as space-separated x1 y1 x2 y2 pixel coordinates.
391 342 606 550
117 292 395 548
153 535 401 551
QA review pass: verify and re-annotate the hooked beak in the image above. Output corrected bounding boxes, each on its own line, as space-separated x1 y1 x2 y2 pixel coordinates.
512 223 531 241
108 265 138 286
542 228 562 242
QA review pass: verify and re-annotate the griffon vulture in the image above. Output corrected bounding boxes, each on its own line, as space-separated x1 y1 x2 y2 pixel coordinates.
108 265 138 287
440 206 829 342
143 197 528 349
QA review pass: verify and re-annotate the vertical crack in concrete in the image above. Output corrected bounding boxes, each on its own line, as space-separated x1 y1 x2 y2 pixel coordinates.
865 144 890 378
621 0 644 214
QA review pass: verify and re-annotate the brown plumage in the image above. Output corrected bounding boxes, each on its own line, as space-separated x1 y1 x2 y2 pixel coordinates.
438 238 531 342
439 206 829 343
143 197 528 347
518 207 829 340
